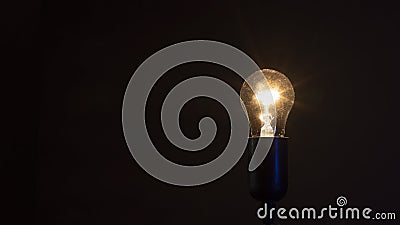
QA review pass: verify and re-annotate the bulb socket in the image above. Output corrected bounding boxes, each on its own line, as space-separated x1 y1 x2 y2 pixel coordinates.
248 137 288 202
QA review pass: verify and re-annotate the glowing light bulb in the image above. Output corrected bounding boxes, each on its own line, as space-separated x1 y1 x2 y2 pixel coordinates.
240 69 295 137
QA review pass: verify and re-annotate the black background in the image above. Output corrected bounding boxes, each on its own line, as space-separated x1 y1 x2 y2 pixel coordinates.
5 1 400 224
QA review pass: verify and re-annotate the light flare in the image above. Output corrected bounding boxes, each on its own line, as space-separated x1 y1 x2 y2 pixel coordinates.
254 88 281 137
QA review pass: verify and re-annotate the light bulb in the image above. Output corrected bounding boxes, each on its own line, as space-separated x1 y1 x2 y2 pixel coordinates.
240 68 295 203
240 69 295 137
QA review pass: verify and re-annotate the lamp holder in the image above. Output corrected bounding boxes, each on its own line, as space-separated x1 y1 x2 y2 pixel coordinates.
248 137 288 202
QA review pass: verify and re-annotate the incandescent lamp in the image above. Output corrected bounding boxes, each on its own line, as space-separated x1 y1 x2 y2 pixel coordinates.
240 69 295 202
240 69 294 138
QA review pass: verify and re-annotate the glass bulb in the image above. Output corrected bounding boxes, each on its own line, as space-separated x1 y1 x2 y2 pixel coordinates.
240 69 295 137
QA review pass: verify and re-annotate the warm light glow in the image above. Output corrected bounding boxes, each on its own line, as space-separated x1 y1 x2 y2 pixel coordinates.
271 89 280 102
240 69 295 137
253 87 281 137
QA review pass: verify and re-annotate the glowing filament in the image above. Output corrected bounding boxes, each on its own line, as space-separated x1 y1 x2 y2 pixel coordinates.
255 88 281 137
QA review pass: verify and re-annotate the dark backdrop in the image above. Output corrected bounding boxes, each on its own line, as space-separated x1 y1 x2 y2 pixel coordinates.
5 1 399 224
